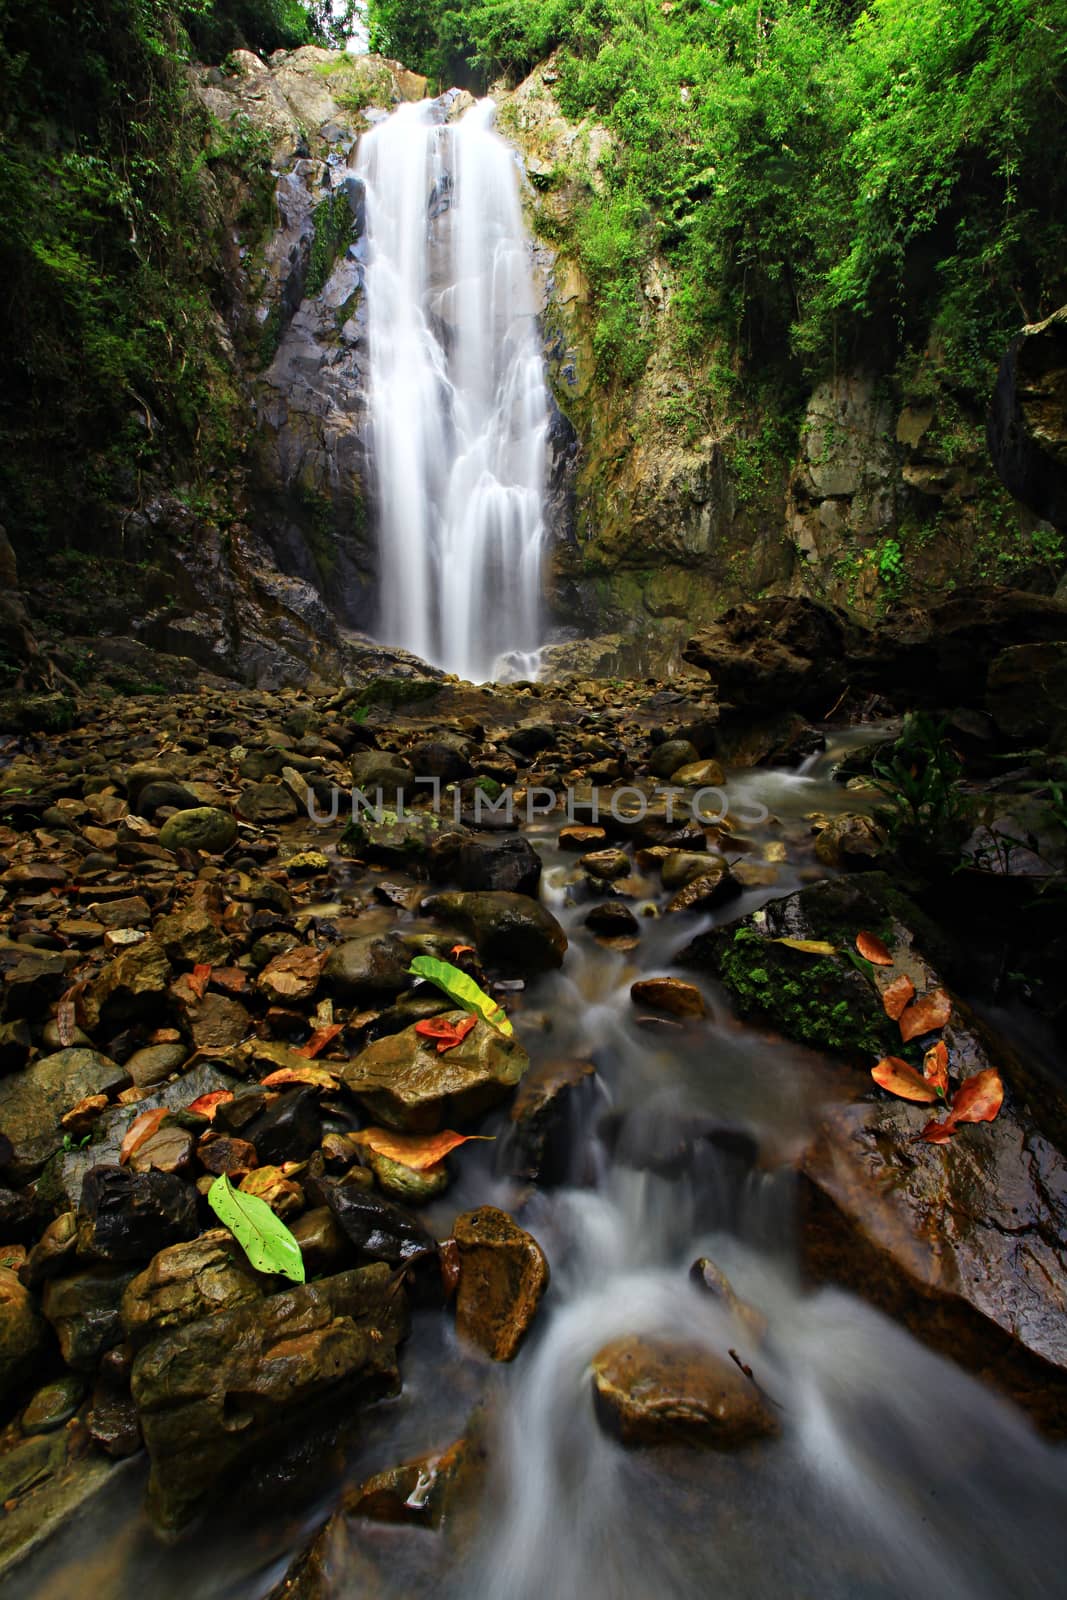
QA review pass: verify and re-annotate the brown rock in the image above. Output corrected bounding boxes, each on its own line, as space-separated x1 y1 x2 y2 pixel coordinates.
453 1205 549 1361
591 1336 777 1448
559 824 607 851
630 977 706 1019
184 991 251 1051
343 1015 528 1133
121 1230 264 1347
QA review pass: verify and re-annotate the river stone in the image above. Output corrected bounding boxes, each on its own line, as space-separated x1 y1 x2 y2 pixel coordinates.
508 1058 597 1184
2 951 74 1020
121 1230 265 1347
349 751 415 799
0 1265 44 1405
125 1042 187 1088
136 780 200 817
153 906 232 967
80 939 172 1034
131 1264 407 1530
813 812 887 870
158 806 237 855
406 738 472 782
365 1148 451 1203
322 934 411 1004
183 991 251 1051
290 1208 350 1275
325 1184 437 1269
236 782 299 825
343 1014 529 1132
77 1164 199 1263
585 902 640 938
453 1206 549 1361
666 863 740 913
447 835 542 897
339 809 444 865
630 977 706 1019
420 890 567 974
344 1434 477 1529
580 848 630 881
670 758 726 788
660 850 715 890
649 739 700 779
21 1373 85 1435
591 1336 777 1448
0 1048 129 1181
687 872 1067 1429
42 1265 138 1370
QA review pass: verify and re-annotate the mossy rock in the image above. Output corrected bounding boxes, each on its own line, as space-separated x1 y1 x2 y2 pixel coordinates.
0 692 77 734
357 677 442 711
680 873 959 1062
339 809 443 866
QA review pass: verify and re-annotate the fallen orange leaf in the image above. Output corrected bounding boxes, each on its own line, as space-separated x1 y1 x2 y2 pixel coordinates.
350 1127 492 1171
871 1056 939 1104
856 930 894 966
449 945 476 959
923 1040 950 1098
187 1090 234 1121
294 1023 344 1060
187 963 212 1000
948 1067 1004 1125
919 1117 957 1144
898 987 951 1043
882 974 916 1021
414 1014 478 1053
119 1108 168 1165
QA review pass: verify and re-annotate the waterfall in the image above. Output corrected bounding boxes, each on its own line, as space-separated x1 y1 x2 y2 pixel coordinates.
355 97 549 684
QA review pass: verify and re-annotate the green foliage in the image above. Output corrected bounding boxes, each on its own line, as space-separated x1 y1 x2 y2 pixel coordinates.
872 713 973 872
208 1172 306 1281
377 0 1067 406
305 189 356 297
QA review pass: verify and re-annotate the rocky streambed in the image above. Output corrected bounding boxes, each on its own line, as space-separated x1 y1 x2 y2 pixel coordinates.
1 632 1067 1596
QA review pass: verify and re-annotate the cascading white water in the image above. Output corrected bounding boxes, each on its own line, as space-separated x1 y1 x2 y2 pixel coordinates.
356 97 548 684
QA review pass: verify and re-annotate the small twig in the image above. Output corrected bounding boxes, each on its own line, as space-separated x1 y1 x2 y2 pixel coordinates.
729 1347 785 1411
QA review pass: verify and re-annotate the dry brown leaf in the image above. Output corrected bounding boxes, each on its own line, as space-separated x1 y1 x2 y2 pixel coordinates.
119 1108 168 1165
923 1040 950 1099
257 947 324 1003
871 1056 939 1104
856 930 894 966
350 1127 492 1171
882 974 916 1021
187 963 212 1001
898 987 952 1043
294 1023 344 1060
260 1063 340 1091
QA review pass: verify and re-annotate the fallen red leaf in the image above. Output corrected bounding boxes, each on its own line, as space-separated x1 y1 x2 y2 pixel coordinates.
923 1040 950 1098
119 1108 168 1165
898 987 952 1043
919 1117 957 1144
882 974 916 1021
414 1014 478 1053
187 1090 234 1121
187 963 212 1001
856 930 894 966
871 1056 939 1104
350 1126 491 1170
294 1023 344 1060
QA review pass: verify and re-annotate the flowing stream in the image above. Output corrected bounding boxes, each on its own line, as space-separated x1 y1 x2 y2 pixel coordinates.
10 733 1067 1599
356 98 548 684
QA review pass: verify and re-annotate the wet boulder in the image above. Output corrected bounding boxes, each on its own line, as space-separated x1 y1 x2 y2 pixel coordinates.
42 1265 138 1370
121 1230 265 1347
0 1048 129 1181
0 1264 45 1405
342 1014 529 1132
453 1205 549 1361
339 808 446 866
131 1263 408 1530
648 739 700 779
813 813 887 870
508 1058 597 1184
80 939 172 1033
591 1336 777 1448
325 1184 437 1271
77 1165 199 1264
158 806 237 855
420 890 567 974
349 751 415 799
321 934 411 1004
449 835 542 897
683 597 851 718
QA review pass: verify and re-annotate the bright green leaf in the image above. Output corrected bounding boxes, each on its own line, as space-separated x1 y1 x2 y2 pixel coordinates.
207 1173 306 1283
407 955 513 1036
